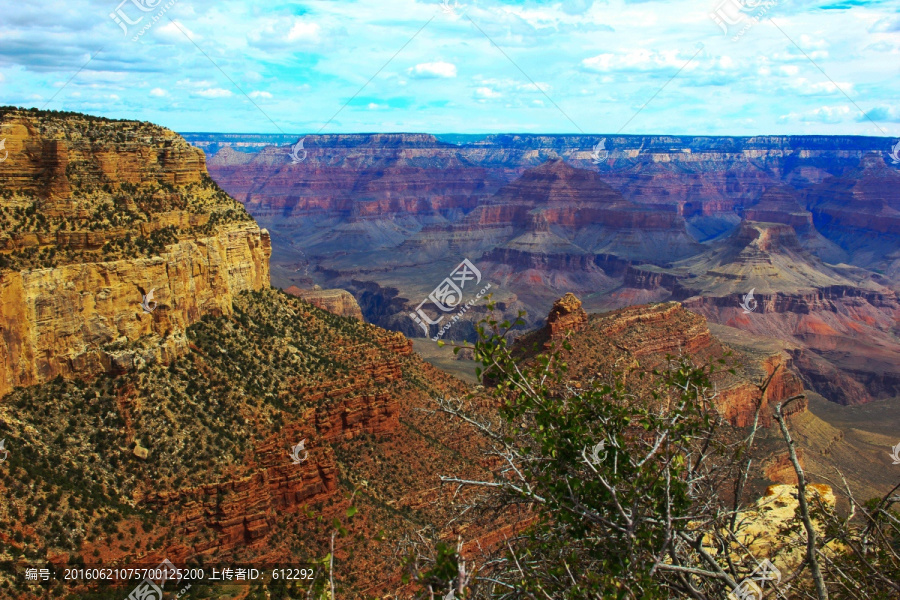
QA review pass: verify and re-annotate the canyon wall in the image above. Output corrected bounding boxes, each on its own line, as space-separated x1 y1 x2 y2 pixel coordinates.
283 285 365 320
0 225 270 398
0 109 271 398
526 297 807 428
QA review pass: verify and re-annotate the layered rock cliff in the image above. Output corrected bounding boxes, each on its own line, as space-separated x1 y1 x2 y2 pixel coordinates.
518 296 807 428
0 288 503 597
283 284 364 320
0 108 270 398
202 134 900 369
616 221 900 405
0 111 513 598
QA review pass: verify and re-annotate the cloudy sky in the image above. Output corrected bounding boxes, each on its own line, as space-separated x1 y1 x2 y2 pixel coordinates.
0 0 898 135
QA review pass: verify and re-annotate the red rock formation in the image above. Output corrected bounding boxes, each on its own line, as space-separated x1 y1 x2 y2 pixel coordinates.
546 293 588 340
614 220 900 405
284 285 365 320
517 298 807 428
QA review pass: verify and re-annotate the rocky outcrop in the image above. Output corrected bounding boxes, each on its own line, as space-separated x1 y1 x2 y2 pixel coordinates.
624 265 678 290
0 225 271 398
283 285 364 320
546 293 588 340
0 111 206 200
616 220 900 405
715 483 835 578
517 298 807 428
0 109 271 399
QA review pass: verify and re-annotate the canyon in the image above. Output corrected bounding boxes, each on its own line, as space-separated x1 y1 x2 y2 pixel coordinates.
204 133 900 407
0 113 897 598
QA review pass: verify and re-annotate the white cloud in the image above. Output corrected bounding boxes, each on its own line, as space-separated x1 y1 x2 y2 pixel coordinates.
475 87 502 99
156 20 197 42
789 78 854 96
287 21 321 42
149 88 167 97
0 0 894 135
249 90 272 99
473 77 550 94
407 62 457 79
177 79 215 88
581 49 693 73
781 105 853 124
195 88 233 98
248 17 323 49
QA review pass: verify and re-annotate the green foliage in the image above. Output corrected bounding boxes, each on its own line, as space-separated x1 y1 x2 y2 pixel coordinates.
431 299 739 599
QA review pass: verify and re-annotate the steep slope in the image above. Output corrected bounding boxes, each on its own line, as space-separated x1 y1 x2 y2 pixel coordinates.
283 284 365 320
806 153 900 281
0 108 270 399
515 295 807 429
514 295 895 500
621 222 900 405
0 289 501 598
0 111 506 599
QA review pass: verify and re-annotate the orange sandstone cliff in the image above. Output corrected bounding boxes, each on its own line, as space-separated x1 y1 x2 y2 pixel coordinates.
0 109 271 399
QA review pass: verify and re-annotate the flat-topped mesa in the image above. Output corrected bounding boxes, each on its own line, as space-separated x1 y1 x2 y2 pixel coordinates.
0 108 271 398
736 220 805 254
743 187 814 232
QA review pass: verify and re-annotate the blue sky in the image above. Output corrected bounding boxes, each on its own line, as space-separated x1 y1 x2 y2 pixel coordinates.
0 0 898 134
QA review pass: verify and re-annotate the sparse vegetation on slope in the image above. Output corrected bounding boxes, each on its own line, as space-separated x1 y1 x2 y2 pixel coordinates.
0 108 253 271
